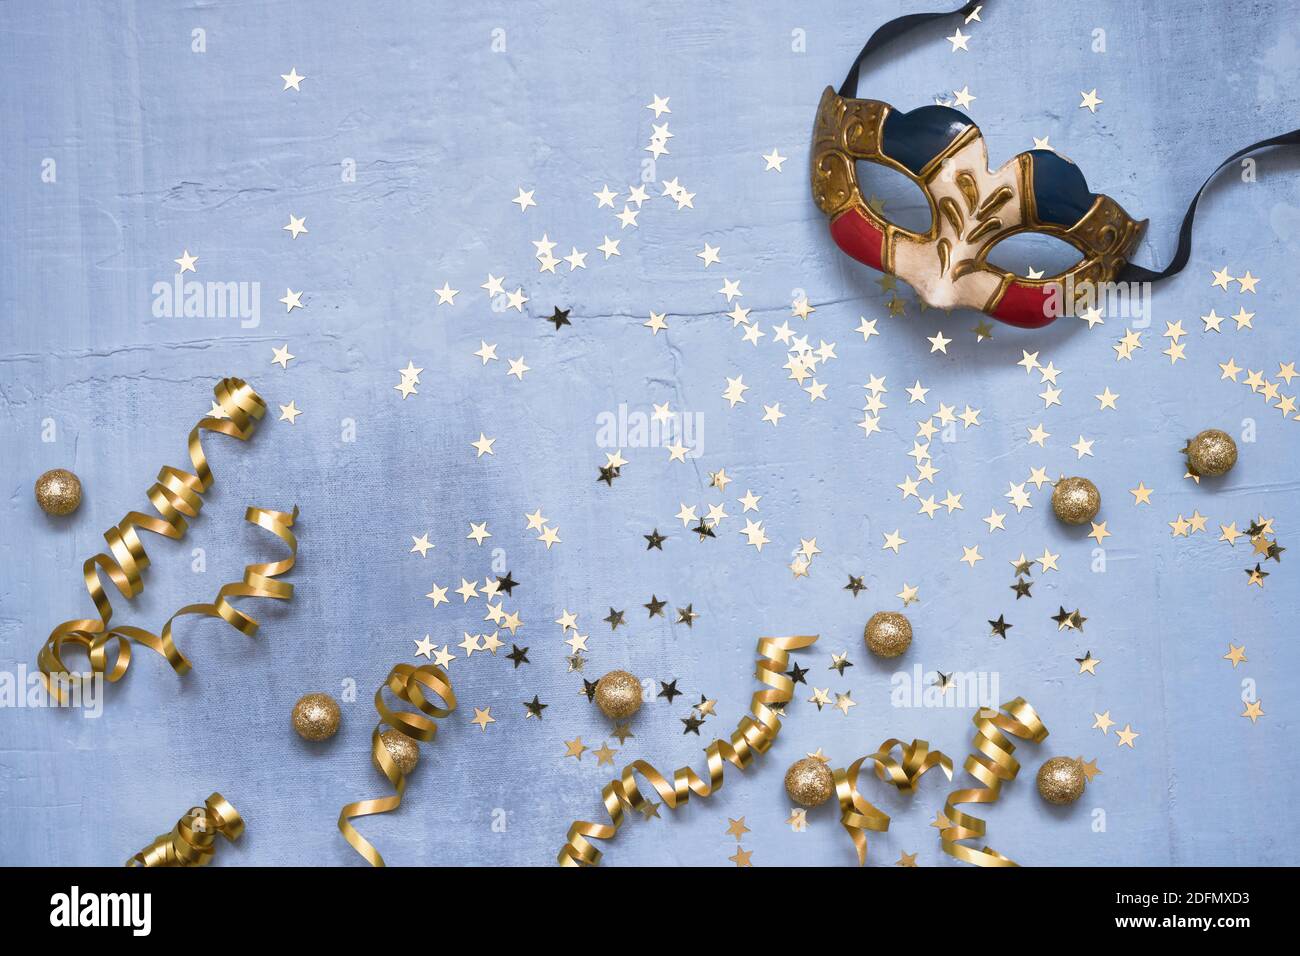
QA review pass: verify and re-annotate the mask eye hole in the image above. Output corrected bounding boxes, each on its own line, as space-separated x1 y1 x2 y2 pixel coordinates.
854 160 932 234
985 232 1083 279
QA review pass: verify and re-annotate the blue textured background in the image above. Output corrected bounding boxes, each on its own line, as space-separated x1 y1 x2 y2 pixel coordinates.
2 0 1298 866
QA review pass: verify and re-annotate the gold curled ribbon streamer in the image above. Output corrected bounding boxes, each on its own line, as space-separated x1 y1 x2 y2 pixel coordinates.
36 378 283 702
833 737 953 866
338 663 457 867
127 792 243 867
557 633 818 867
940 697 1049 867
41 505 298 702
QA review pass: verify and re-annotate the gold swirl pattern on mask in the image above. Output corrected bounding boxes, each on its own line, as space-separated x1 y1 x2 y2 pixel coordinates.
940 697 1049 866
35 378 293 703
338 663 457 867
557 633 818 867
833 737 953 866
127 792 244 867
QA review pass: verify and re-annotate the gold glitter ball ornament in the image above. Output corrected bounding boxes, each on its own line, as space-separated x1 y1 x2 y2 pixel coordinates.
34 468 82 516
379 729 419 775
1051 476 1101 525
784 756 835 808
1036 756 1086 805
864 610 912 658
594 669 643 720
291 692 341 741
1184 428 1237 477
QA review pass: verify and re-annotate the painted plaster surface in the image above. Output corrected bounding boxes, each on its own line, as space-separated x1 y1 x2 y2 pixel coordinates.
2 1 1298 865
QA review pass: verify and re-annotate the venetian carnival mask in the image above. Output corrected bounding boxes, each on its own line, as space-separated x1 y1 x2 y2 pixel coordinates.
811 88 1146 328
813 1 1299 329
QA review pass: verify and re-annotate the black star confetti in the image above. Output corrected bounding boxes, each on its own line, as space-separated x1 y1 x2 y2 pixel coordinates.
658 679 681 704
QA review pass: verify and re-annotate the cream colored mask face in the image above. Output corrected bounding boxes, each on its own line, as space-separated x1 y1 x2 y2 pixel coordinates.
811 88 1146 329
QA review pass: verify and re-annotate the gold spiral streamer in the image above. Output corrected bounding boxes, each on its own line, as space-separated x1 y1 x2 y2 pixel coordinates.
36 378 285 703
557 633 818 867
127 792 243 867
40 505 298 701
338 663 457 867
833 737 953 866
940 697 1049 866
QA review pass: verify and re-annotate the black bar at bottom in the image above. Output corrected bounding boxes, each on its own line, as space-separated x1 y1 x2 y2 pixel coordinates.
0 865 1276 939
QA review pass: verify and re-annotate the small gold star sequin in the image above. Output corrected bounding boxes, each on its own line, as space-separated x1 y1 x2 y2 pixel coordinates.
725 817 750 840
728 846 753 867
1077 758 1102 781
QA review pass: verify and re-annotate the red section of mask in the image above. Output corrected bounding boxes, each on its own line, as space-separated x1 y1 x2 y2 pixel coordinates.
991 281 1061 329
829 207 885 272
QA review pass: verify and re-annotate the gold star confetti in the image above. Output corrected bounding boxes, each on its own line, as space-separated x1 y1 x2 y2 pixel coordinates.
729 846 754 867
